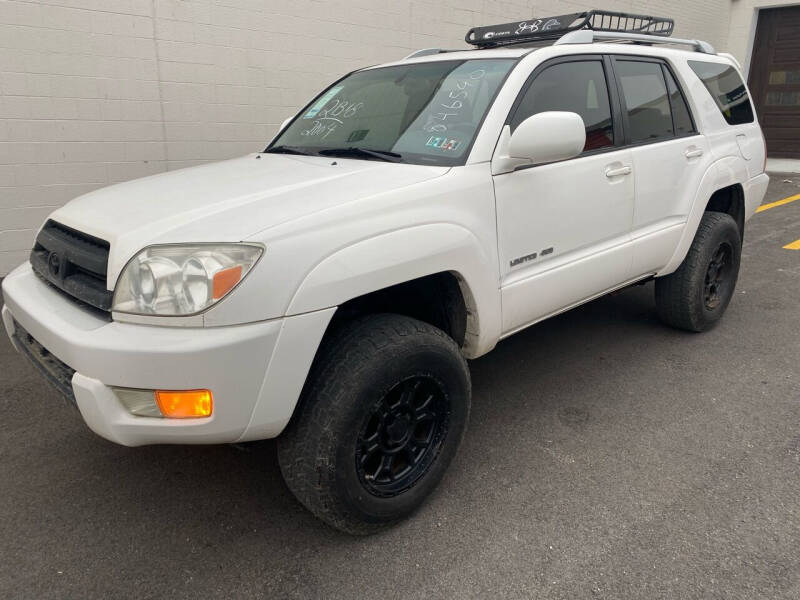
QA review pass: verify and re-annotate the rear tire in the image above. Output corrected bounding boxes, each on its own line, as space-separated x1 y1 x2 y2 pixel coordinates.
277 314 471 535
655 211 741 332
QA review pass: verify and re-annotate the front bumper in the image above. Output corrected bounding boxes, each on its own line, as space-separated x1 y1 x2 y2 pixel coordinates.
2 263 334 446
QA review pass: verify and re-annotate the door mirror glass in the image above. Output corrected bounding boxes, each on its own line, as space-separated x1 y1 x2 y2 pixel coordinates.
508 111 586 164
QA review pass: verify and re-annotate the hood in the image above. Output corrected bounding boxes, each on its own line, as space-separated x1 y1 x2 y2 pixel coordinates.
47 154 449 281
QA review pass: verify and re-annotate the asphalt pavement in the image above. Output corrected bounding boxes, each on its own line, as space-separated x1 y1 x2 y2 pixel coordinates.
1 177 798 599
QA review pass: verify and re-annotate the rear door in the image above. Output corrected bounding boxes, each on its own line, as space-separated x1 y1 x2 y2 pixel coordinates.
610 56 710 277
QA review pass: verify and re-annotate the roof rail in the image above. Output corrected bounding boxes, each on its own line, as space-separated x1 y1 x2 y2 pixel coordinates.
466 10 673 48
404 48 449 59
555 29 715 54
717 52 741 69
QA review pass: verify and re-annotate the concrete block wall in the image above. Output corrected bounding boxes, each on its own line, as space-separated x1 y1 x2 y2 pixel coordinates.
1 0 731 275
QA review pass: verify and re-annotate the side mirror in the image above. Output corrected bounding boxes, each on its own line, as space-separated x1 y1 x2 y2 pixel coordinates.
280 117 293 131
508 111 586 164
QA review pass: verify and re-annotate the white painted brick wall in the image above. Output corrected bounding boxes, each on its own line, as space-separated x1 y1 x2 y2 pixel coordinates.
0 0 734 275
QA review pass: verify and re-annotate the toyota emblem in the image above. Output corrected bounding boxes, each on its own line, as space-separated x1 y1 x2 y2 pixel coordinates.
47 251 62 278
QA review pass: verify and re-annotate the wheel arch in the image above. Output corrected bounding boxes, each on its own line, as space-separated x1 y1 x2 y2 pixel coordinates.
705 183 745 240
286 223 501 358
658 157 748 276
325 271 472 348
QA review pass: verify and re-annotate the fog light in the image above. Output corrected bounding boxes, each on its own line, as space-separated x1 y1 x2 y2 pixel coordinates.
114 388 162 417
155 389 213 418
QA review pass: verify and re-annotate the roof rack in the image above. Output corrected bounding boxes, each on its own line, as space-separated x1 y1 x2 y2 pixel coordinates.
465 10 674 48
555 29 715 54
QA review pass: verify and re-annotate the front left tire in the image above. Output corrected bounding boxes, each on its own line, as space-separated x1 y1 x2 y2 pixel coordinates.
277 313 471 535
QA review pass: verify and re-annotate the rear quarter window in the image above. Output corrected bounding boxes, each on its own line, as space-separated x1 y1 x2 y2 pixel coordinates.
688 60 754 125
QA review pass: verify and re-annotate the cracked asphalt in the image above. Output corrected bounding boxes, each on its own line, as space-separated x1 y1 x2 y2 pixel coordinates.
1 177 798 599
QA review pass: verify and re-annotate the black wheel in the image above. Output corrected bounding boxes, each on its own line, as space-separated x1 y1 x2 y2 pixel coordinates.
277 314 470 535
655 211 742 332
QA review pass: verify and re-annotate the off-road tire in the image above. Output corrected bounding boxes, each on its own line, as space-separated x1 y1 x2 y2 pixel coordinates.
655 211 741 332
277 314 471 535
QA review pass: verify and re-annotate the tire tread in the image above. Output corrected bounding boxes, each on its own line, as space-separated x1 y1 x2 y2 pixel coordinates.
655 211 740 332
277 313 469 535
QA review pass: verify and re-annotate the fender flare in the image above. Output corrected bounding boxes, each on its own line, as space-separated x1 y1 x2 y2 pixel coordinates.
286 223 502 358
659 156 748 275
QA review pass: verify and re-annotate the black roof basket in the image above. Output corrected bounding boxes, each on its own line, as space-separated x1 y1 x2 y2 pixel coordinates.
465 10 674 48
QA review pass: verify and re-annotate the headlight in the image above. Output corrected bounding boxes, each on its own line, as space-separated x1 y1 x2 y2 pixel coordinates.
112 244 263 316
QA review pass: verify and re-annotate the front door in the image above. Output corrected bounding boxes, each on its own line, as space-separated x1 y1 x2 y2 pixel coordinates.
748 6 800 158
494 57 635 334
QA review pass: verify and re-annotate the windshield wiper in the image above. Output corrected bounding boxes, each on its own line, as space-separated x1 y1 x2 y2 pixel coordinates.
264 145 318 156
318 147 403 163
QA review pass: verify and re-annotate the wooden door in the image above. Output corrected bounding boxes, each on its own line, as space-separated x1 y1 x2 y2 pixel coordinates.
748 6 800 158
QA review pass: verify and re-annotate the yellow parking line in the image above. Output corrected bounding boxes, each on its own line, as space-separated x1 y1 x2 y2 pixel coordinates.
784 239 800 250
756 193 800 213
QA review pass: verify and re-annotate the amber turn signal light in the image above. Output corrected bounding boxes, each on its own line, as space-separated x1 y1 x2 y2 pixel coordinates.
155 389 213 418
212 265 243 300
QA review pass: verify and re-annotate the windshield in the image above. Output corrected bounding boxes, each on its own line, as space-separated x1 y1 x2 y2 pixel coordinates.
267 59 516 166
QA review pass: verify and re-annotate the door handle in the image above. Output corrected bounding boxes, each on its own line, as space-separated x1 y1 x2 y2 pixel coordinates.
685 148 703 159
605 165 631 178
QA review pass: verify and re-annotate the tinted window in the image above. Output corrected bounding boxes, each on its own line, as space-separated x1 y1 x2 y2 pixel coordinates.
664 67 695 135
616 60 673 142
688 60 754 125
512 60 614 151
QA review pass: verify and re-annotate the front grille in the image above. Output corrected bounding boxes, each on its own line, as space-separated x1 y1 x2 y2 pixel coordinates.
12 321 77 409
30 220 112 312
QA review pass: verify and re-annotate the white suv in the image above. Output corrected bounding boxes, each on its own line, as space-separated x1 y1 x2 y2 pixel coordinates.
1 11 769 533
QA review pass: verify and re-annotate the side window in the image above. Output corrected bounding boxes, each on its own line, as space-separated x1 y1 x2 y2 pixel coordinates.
615 60 673 142
511 60 614 152
688 60 754 125
663 67 695 136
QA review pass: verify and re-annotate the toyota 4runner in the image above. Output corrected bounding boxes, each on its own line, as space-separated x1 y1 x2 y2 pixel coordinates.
1 11 769 534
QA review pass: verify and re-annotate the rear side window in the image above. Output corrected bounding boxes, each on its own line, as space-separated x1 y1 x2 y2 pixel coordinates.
615 60 673 142
688 61 754 125
663 68 695 136
511 60 614 151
